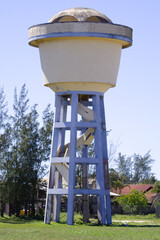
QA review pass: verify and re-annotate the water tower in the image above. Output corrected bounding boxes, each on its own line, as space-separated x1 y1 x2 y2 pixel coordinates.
28 7 132 225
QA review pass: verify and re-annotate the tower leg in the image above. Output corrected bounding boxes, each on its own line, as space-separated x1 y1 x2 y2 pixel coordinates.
67 93 78 225
53 101 67 222
44 164 55 224
56 175 62 222
53 171 58 221
44 95 62 224
100 96 112 224
93 94 106 225
106 194 112 224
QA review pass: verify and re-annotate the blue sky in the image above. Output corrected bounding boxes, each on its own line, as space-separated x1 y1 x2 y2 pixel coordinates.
1 0 160 179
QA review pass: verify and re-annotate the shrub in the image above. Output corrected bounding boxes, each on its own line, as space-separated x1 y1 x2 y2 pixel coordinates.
114 189 148 214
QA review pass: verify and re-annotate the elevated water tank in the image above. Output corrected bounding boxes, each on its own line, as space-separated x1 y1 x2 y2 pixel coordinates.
28 7 132 92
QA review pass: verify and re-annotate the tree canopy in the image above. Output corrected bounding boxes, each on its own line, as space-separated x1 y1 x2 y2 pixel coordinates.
0 85 54 216
114 151 156 185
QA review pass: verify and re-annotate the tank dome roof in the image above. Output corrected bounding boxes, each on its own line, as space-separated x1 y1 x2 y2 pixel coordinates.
48 7 112 23
28 7 132 49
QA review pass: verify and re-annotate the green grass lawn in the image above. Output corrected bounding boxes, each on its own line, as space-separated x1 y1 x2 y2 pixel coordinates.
0 214 160 240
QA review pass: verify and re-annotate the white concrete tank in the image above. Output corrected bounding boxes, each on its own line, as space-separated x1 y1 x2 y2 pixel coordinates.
28 7 132 93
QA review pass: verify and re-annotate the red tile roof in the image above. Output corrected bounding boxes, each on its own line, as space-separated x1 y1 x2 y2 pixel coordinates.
111 184 153 195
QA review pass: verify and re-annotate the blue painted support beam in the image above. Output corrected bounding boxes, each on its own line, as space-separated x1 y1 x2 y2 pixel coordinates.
54 121 97 129
74 157 99 164
44 140 55 223
53 171 59 221
44 128 59 223
74 189 109 195
51 157 99 164
53 97 68 222
67 93 78 225
100 96 112 225
44 95 62 224
94 94 106 225
55 100 67 222
92 95 101 223
61 100 93 107
48 189 68 194
44 192 52 224
53 95 63 222
56 91 103 96
51 157 70 163
54 94 62 122
48 188 110 195
56 173 62 222
60 103 67 153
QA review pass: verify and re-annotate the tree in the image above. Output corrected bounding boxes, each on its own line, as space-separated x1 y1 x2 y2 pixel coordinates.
115 153 132 183
0 88 8 130
115 189 148 214
108 141 119 164
0 87 10 216
39 104 54 167
17 104 41 216
0 85 54 217
114 151 155 184
109 168 126 194
11 85 53 216
132 151 154 183
0 124 13 216
152 181 160 194
10 84 30 215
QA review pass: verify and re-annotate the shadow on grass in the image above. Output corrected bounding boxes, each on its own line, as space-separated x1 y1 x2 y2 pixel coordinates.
1 216 160 228
59 220 102 226
58 219 160 228
59 222 160 228
0 216 38 224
